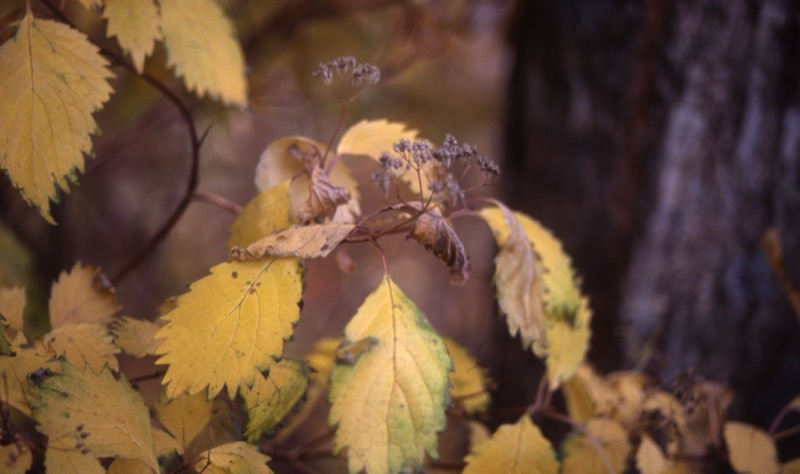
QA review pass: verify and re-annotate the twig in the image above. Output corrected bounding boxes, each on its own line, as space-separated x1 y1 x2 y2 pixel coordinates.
193 192 243 214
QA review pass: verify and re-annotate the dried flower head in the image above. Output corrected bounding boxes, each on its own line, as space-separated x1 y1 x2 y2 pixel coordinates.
314 56 380 100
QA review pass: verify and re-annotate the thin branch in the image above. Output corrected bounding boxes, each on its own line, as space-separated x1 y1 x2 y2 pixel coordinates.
193 192 243 214
774 423 800 442
321 100 350 172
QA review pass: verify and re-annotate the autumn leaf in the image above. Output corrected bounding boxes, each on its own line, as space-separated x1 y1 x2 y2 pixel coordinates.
561 418 630 474
112 316 163 358
298 166 352 223
723 422 779 474
0 10 113 223
49 262 119 328
0 286 25 332
192 441 273 474
328 276 452 474
107 458 156 474
241 359 310 442
337 119 418 160
29 362 158 472
0 342 60 417
255 137 361 224
544 296 591 388
444 338 490 414
153 427 182 459
102 0 161 73
463 416 559 474
44 437 105 474
406 204 470 285
155 390 237 460
637 435 669 474
159 0 248 106
155 258 303 399
44 322 119 374
231 224 355 261
227 180 294 249
785 458 800 474
0 442 32 474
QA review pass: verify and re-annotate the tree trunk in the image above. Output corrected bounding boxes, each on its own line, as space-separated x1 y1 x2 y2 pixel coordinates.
505 0 800 429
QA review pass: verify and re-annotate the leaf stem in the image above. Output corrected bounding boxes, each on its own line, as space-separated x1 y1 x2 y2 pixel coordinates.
193 192 243 214
321 100 350 173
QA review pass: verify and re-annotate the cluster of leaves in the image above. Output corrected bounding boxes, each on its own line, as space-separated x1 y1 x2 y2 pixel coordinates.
1 1 799 473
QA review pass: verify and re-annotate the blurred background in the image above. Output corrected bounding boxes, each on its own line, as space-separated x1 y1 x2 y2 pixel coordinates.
2 0 800 467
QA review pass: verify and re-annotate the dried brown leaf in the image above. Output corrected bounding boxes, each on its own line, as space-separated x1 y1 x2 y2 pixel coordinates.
230 224 355 261
297 167 351 224
406 204 470 285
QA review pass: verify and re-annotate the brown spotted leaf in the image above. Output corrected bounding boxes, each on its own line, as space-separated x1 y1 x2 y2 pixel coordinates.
230 224 355 261
405 203 470 285
297 167 351 224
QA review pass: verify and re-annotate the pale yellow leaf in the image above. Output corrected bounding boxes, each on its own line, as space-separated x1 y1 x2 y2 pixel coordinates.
336 119 418 159
329 276 452 474
155 258 303 399
784 457 800 474
49 262 119 328
444 338 490 414
0 442 32 474
0 286 25 332
242 359 309 442
723 422 779 474
0 341 60 417
103 0 161 73
0 11 113 224
227 181 293 249
193 441 272 474
107 457 155 474
464 416 558 474
155 390 236 460
637 435 669 474
562 418 630 474
153 427 182 458
112 316 162 358
562 368 596 423
544 296 591 388
30 362 158 472
231 224 355 261
467 421 491 450
255 137 361 224
44 437 105 474
159 0 247 106
44 322 119 374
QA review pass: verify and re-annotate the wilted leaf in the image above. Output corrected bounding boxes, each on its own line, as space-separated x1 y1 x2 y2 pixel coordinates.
0 342 60 417
444 338 490 414
242 359 309 442
159 0 247 106
49 262 119 328
103 0 161 73
337 119 418 159
44 322 119 374
0 11 113 223
561 418 630 474
112 316 162 358
723 422 779 474
0 286 25 332
155 259 303 399
255 137 360 224
227 180 293 249
329 276 452 474
637 435 669 474
0 442 32 474
406 204 470 285
298 166 351 223
231 224 355 261
155 390 236 460
192 441 272 474
30 362 158 472
464 416 558 474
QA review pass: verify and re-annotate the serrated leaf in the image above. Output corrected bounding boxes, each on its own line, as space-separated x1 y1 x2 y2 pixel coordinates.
112 316 162 358
0 342 60 417
255 137 360 224
44 437 105 474
159 0 247 106
0 11 113 224
44 322 119 374
103 0 161 73
231 224 355 261
192 441 272 474
0 286 25 332
444 338 490 414
49 262 119 328
723 422 779 474
30 362 158 472
242 359 309 442
0 442 32 474
561 418 630 474
464 416 558 474
154 390 236 460
155 258 303 399
637 435 669 474
329 276 452 474
227 181 293 249
337 120 418 159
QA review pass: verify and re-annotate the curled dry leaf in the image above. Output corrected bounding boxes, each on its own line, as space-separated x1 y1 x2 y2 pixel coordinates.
405 203 470 285
298 167 351 224
230 224 355 261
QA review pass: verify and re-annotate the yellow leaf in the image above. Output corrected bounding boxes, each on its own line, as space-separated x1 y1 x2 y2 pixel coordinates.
159 0 247 106
231 223 355 261
562 367 596 423
336 119 418 159
193 441 273 474
154 390 236 460
784 458 800 474
255 137 361 224
0 286 25 332
30 362 158 472
227 180 293 249
152 427 182 458
112 316 162 358
0 342 60 417
242 359 309 442
444 338 490 414
0 11 113 224
155 258 303 399
44 322 119 374
329 276 452 474
467 421 491 450
107 457 155 474
0 442 32 474
562 418 630 474
723 422 779 474
44 437 105 474
637 435 669 474
464 416 558 474
49 262 119 328
103 0 161 73
544 296 591 388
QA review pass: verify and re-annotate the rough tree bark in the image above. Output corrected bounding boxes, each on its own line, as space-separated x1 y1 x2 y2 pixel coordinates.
505 0 800 430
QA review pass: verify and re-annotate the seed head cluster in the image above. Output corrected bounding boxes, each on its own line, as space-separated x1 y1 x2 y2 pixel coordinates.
314 56 380 100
